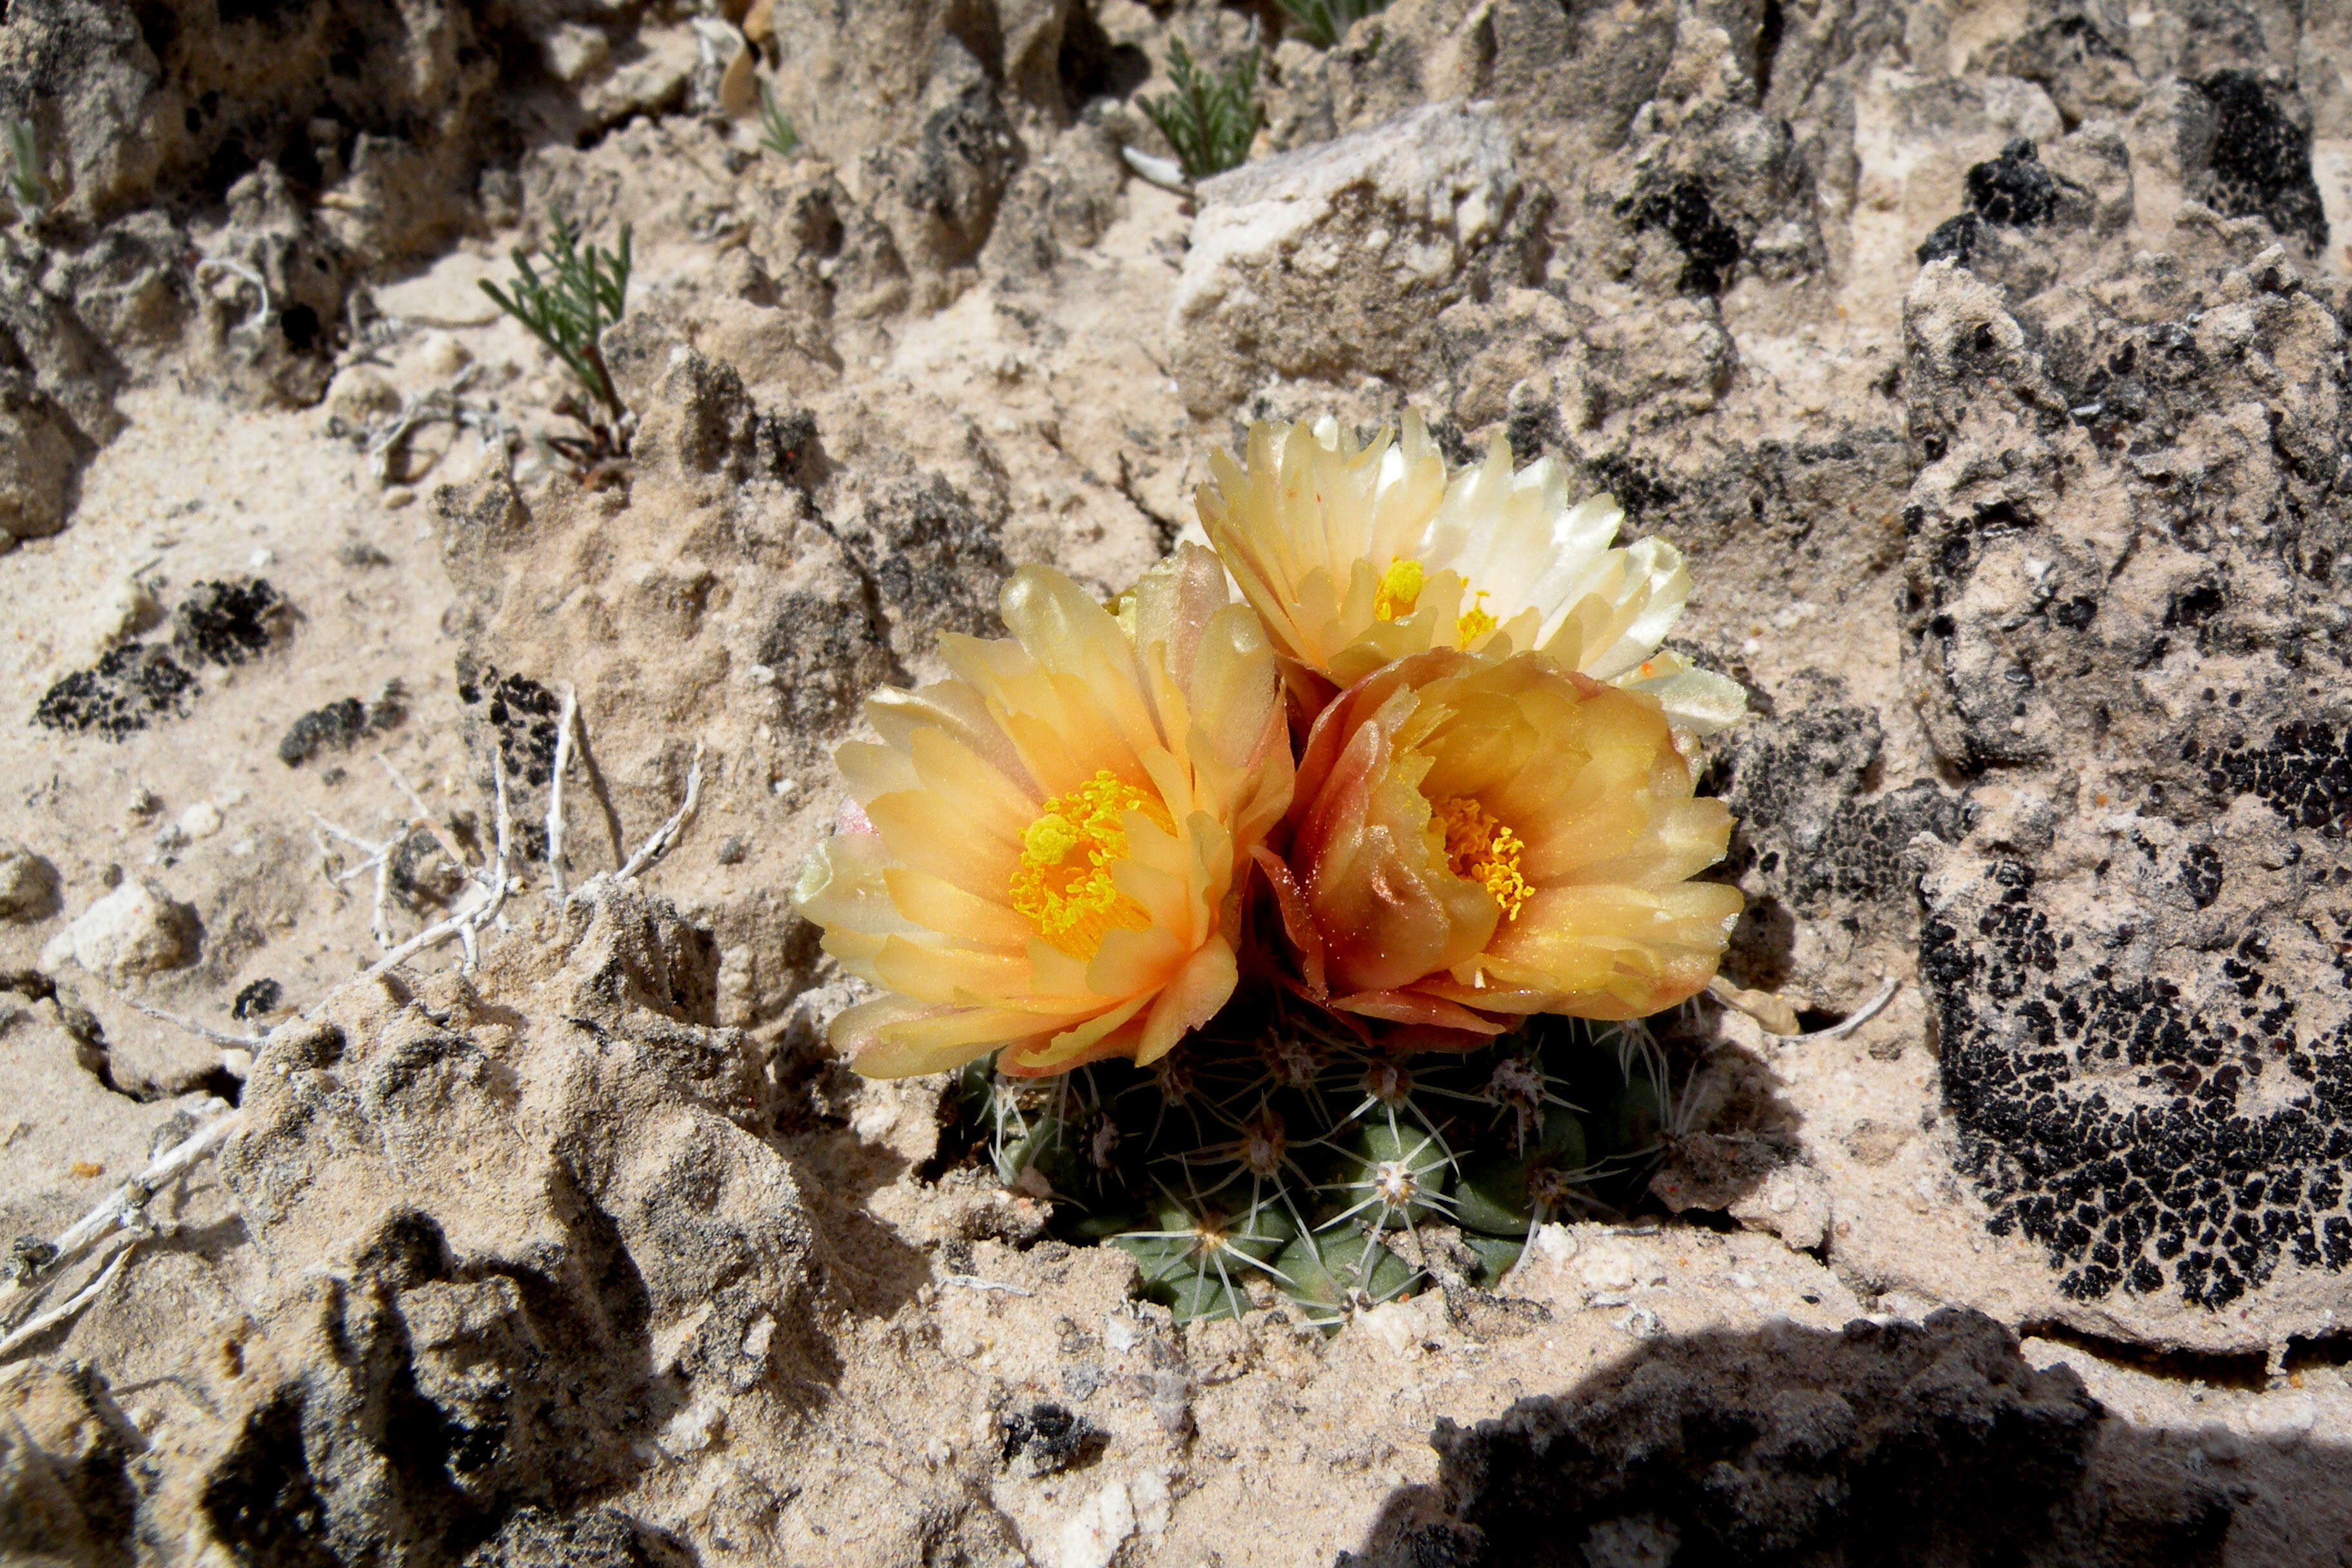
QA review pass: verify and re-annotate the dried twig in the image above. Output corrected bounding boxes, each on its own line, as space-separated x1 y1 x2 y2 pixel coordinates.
618 743 704 880
376 756 473 887
193 257 271 336
309 814 395 950
0 1111 244 1338
1787 977 1903 1043
0 1248 132 1360
112 993 258 1050
547 687 579 900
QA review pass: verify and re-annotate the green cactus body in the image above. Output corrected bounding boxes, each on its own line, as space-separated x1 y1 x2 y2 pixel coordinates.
953 1007 1676 1329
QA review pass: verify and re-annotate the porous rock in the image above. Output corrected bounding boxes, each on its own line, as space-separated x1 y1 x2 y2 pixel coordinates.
183 880 825 1564
0 1361 141 1568
0 377 79 547
1171 101 1546 415
1894 232 2352 1346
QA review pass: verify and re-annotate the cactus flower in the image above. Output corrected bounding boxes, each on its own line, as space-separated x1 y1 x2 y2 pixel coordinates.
792 545 1293 1078
1266 649 1741 1034
1195 414 1745 734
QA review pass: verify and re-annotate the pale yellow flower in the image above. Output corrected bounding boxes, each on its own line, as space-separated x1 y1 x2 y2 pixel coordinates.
1195 415 1745 734
792 545 1293 1079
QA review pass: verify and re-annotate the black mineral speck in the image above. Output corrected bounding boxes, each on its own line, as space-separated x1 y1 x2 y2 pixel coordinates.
1932 818 2352 1307
1916 212 1984 266
458 663 564 788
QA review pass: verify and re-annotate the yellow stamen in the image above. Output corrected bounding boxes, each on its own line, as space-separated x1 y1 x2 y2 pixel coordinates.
1432 796 1533 921
1456 590 1497 644
1375 557 1425 622
1009 771 1175 959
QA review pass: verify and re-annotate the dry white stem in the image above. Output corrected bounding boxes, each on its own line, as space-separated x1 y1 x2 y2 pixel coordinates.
618 743 705 881
487 749 513 893
370 844 395 952
308 816 397 948
309 814 386 865
547 687 579 900
112 992 257 1050
368 389 460 487
0 1247 132 1362
2 1112 246 1315
453 752 514 975
1787 977 1903 1043
328 888 494 999
937 1274 1034 1297
377 755 475 886
193 257 271 335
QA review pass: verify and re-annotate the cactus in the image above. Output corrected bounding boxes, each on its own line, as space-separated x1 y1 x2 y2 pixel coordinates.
944 990 1678 1328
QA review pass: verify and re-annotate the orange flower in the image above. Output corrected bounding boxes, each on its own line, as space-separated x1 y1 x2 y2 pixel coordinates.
1265 650 1740 1035
791 545 1293 1078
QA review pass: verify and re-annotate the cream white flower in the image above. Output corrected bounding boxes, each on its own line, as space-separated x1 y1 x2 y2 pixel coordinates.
1195 414 1745 735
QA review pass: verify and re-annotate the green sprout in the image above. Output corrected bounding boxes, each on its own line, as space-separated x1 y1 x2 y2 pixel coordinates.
1139 38 1262 182
8 119 51 228
479 210 632 464
1275 0 1391 49
756 83 801 158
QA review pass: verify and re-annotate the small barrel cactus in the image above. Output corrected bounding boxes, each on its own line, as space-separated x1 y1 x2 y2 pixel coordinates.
948 992 1678 1326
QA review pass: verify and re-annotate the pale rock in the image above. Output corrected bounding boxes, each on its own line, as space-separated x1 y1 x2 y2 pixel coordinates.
323 366 401 427
42 877 197 978
1054 1478 1135 1568
0 842 60 923
1578 1242 1640 1293
540 21 612 83
1730 1164 1832 1254
1170 102 1542 413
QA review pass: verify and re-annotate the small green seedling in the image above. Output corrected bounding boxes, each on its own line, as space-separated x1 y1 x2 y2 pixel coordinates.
1140 38 1262 182
480 210 632 464
756 83 801 158
1276 0 1391 49
8 119 51 228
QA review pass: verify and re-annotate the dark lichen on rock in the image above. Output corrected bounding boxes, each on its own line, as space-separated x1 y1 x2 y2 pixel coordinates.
173 577 289 667
2196 71 2329 258
34 643 201 739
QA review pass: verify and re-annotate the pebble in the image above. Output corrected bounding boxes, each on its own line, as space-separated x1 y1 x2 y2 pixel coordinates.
42 877 197 978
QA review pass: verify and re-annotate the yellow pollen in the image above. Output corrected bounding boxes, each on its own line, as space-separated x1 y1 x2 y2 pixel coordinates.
1433 796 1533 921
1456 589 1497 644
1375 557 1425 622
1008 771 1174 959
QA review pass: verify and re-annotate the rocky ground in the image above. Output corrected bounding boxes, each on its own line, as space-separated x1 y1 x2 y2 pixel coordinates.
5 0 2352 1563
